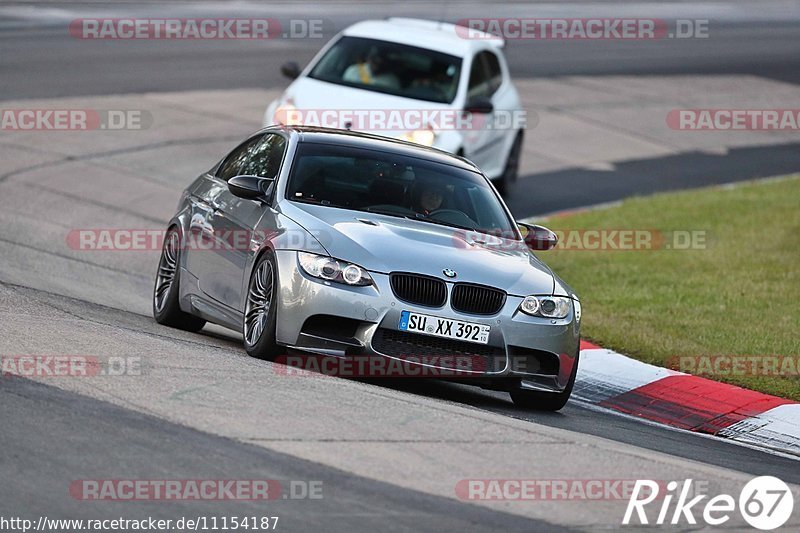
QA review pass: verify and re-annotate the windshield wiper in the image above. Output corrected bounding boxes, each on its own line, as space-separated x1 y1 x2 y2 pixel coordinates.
362 207 417 220
362 207 477 232
413 216 477 233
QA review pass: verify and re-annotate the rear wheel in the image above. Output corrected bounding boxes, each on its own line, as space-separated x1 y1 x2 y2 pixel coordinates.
510 350 579 411
243 251 280 360
153 228 206 332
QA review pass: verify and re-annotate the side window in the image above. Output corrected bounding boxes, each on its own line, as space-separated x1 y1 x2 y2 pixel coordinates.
240 134 287 179
467 54 490 99
483 52 503 94
216 135 263 181
467 52 503 99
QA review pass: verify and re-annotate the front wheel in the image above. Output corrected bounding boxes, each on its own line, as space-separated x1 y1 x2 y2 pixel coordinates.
153 228 206 332
495 132 523 197
510 351 579 411
243 251 280 360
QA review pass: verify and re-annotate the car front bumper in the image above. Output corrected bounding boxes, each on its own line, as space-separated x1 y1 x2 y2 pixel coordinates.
273 250 580 392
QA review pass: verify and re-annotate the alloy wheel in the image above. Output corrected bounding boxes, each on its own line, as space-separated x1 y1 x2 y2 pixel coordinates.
244 259 274 346
154 231 180 313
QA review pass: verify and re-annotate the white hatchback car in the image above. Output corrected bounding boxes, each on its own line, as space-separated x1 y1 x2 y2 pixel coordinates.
263 18 524 194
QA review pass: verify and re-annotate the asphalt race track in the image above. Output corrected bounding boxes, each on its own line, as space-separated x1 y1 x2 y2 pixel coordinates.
4 1 800 99
1 1 800 531
4 1 800 216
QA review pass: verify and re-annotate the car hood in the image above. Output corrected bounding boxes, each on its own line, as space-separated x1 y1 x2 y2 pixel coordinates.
280 77 452 137
281 202 556 296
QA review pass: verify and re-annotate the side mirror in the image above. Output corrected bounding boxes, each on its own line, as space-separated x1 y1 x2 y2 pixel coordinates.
518 222 558 251
280 61 301 80
228 175 274 203
464 96 494 114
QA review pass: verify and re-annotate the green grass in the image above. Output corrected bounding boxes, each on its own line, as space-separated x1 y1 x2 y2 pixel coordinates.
538 175 800 400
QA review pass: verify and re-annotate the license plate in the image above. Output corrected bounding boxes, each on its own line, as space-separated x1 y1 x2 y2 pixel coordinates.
398 311 491 345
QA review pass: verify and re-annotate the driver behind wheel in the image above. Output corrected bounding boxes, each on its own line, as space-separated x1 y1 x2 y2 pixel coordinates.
413 181 448 215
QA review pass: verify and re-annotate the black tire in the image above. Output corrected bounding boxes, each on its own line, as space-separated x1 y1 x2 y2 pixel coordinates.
510 350 579 411
153 228 206 332
243 251 281 361
496 132 523 197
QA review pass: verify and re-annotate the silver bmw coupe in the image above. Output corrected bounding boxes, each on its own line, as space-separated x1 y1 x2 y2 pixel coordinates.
153 126 581 410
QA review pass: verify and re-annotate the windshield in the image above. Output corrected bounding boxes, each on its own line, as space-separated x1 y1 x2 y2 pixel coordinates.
308 36 462 104
286 142 517 235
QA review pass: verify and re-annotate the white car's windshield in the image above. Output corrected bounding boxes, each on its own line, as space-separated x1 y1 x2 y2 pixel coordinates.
308 36 462 104
287 142 516 235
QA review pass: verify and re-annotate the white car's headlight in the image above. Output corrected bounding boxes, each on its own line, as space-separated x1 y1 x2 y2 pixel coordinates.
519 296 573 319
298 252 373 286
274 102 301 126
400 128 436 146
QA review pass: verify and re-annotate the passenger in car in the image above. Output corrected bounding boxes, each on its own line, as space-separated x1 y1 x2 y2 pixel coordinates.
343 47 400 90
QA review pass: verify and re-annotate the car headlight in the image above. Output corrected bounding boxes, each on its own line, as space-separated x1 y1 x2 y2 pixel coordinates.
519 296 572 319
274 102 301 126
298 252 373 286
400 128 436 146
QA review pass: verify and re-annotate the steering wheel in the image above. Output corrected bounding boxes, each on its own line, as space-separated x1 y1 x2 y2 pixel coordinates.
408 83 448 101
428 209 464 218
427 85 449 100
427 209 478 228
